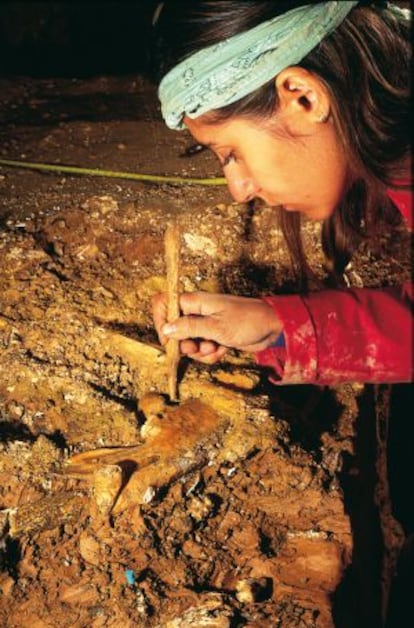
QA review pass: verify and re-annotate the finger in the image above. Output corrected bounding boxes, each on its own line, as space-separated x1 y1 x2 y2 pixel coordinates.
180 339 200 355
151 293 168 343
187 345 228 364
162 313 221 344
198 340 219 356
153 291 213 343
178 291 207 316
179 291 225 317
180 339 221 358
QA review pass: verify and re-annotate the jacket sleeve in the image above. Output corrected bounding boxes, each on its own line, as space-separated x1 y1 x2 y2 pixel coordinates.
256 282 413 384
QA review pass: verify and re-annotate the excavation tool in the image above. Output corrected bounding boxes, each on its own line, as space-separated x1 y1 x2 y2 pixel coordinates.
164 222 181 402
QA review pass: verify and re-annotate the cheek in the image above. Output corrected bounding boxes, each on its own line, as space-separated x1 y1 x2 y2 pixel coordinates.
240 128 346 211
250 137 298 184
246 153 282 188
289 140 346 202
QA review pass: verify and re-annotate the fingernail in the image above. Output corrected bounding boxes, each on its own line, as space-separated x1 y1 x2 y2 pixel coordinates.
162 323 176 335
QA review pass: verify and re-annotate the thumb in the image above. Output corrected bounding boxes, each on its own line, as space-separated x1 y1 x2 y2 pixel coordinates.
162 314 217 342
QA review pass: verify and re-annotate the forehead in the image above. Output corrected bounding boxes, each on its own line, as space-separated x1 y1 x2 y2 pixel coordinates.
184 114 263 146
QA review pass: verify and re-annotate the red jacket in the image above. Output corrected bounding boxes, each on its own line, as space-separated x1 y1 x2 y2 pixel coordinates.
256 188 412 384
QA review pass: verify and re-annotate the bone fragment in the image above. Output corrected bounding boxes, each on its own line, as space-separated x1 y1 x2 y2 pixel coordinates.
65 398 228 514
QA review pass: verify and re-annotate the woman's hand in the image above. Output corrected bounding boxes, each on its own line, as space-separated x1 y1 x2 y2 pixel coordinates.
152 291 282 364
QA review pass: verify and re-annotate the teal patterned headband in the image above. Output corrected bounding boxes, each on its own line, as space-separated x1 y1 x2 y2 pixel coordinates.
158 1 359 130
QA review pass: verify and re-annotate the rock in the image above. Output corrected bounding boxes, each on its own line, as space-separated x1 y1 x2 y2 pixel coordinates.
0 574 14 597
91 464 123 517
59 582 99 605
165 593 232 627
79 531 104 566
235 577 273 604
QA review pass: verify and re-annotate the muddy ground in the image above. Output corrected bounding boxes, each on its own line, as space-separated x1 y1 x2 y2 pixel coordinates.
0 75 412 627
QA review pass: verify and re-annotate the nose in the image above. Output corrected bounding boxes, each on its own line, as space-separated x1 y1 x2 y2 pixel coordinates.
225 166 258 203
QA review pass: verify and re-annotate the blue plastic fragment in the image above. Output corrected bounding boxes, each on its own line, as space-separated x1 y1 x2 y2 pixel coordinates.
125 569 136 586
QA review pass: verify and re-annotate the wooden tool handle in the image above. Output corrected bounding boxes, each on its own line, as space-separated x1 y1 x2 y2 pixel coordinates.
164 222 181 401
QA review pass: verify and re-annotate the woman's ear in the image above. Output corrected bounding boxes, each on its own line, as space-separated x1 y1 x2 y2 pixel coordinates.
275 67 331 125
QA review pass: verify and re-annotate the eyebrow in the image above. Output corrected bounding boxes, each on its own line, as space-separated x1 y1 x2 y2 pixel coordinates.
187 135 219 150
204 141 221 149
187 136 223 153
188 141 213 150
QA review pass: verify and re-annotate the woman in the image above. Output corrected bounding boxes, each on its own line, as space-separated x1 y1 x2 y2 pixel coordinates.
151 1 412 384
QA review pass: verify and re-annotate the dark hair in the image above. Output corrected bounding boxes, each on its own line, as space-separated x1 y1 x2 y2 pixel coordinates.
151 1 411 286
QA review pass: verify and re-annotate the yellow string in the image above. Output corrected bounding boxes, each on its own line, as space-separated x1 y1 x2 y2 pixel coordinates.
0 158 227 186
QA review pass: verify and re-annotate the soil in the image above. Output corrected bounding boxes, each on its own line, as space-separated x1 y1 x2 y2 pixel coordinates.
0 74 412 627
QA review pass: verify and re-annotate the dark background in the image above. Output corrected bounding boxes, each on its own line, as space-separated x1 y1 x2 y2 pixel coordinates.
0 1 157 77
0 1 410 77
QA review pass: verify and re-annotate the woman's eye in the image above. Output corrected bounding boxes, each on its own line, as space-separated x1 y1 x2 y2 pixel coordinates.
222 151 235 167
